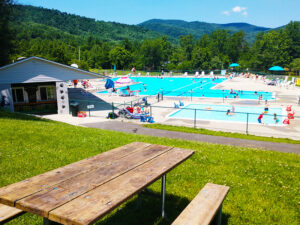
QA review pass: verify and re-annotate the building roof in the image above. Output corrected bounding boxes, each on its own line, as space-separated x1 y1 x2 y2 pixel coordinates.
0 56 110 84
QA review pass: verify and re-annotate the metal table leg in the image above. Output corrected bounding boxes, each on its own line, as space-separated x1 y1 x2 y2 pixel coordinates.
161 174 166 218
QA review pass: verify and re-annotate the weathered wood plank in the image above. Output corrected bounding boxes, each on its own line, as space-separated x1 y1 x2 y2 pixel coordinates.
0 142 150 206
48 148 194 225
171 183 230 225
0 203 24 224
15 144 173 217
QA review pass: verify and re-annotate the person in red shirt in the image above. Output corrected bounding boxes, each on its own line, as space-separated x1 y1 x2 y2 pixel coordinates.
258 113 264 124
73 79 78 88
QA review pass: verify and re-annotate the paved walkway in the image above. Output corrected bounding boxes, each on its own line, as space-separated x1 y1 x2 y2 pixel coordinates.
82 121 300 154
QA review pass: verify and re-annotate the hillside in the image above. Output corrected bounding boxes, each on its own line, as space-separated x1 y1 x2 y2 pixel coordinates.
139 19 270 42
12 5 169 43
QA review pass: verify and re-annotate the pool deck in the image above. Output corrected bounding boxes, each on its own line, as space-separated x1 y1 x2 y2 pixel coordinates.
42 76 300 141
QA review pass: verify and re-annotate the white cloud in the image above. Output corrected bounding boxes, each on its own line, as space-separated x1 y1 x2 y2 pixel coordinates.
222 11 230 16
232 6 246 13
242 11 248 16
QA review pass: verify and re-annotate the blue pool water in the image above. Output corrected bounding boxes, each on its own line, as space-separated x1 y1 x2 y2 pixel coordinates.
99 77 274 100
169 104 284 125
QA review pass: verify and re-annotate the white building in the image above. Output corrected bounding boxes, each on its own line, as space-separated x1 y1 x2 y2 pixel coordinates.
0 56 108 114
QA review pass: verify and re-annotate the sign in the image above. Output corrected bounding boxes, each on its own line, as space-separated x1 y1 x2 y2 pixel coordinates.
87 105 94 109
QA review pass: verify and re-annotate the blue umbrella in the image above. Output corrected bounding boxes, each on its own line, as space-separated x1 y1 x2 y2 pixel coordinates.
229 63 240 67
269 66 284 71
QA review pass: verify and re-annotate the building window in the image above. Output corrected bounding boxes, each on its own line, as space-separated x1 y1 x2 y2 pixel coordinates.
39 86 56 101
12 88 24 103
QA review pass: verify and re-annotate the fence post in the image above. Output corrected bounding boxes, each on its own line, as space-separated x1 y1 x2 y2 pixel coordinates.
131 101 132 107
194 109 197 128
112 102 114 114
246 113 249 134
150 105 152 117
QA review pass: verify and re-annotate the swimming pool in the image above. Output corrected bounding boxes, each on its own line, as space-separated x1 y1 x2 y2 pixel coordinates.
99 77 274 100
169 104 285 125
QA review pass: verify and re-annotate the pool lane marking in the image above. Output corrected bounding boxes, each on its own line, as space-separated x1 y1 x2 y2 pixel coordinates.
165 79 204 94
191 80 216 92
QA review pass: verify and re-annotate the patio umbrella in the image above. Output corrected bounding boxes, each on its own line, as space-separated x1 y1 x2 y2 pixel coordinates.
115 76 132 84
229 63 240 67
269 66 284 71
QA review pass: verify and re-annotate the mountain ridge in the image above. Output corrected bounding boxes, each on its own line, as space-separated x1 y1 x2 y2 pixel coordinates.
138 19 272 42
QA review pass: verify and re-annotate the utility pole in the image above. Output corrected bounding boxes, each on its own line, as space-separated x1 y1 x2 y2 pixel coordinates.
79 46 81 61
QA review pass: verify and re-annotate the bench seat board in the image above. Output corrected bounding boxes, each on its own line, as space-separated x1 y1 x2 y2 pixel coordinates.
172 183 229 225
0 142 151 206
0 203 23 224
48 148 194 225
15 144 173 218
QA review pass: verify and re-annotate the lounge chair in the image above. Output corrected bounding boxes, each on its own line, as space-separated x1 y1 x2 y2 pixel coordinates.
124 108 144 119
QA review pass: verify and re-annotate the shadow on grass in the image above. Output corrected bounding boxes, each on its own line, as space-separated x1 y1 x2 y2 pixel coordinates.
0 110 52 122
96 190 230 225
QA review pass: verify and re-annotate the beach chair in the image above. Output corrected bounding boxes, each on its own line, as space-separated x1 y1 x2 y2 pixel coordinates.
179 100 184 107
174 103 179 108
124 108 142 119
184 72 188 76
195 71 199 76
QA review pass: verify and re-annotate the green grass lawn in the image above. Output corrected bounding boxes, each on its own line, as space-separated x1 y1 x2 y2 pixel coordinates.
143 124 300 145
0 111 299 225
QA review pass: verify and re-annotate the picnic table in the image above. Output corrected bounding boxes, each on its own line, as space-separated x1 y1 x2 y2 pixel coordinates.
0 142 194 225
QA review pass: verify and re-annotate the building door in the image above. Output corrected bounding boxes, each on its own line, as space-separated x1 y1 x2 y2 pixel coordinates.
25 87 37 103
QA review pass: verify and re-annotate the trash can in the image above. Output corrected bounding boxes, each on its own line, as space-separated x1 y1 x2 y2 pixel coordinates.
298 96 300 105
70 102 79 117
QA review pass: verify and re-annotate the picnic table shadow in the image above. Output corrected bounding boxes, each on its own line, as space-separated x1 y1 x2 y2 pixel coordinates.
96 190 230 225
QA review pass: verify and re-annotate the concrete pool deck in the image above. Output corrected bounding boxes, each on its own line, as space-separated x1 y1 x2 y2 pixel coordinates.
42 76 300 141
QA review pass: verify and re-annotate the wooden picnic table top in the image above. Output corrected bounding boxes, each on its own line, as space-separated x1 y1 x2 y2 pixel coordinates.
0 142 194 225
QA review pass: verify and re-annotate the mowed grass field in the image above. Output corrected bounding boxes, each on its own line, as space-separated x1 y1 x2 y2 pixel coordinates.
0 111 299 225
143 124 300 145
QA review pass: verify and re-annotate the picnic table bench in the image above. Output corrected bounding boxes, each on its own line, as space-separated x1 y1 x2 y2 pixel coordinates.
0 142 194 225
172 183 230 225
0 203 24 224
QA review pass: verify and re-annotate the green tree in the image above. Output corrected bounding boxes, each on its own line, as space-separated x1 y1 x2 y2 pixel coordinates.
0 0 14 66
290 58 300 75
226 31 247 63
140 39 163 70
283 21 300 60
192 46 211 70
180 34 194 61
109 46 132 69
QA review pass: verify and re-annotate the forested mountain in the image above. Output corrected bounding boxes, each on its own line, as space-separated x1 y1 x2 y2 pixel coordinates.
139 19 270 42
12 5 167 43
3 3 299 73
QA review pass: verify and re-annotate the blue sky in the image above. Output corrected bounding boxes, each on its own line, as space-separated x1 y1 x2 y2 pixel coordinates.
17 0 300 28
